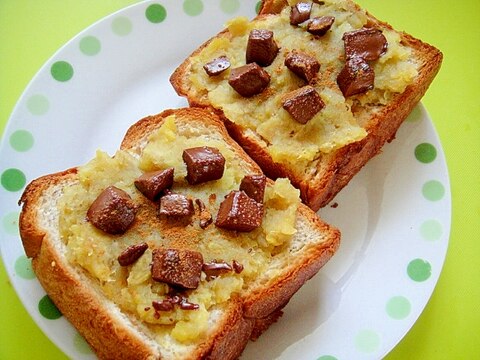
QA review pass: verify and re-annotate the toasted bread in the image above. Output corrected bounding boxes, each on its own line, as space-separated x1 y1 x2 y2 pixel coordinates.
19 108 339 359
170 0 442 210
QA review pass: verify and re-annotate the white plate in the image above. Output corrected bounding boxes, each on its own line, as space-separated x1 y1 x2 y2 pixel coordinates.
0 1 450 359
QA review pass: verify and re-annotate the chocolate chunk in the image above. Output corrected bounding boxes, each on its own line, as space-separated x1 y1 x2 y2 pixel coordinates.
151 248 204 289
246 29 279 67
118 242 149 266
290 2 312 25
282 85 325 124
239 174 266 203
232 260 244 274
203 56 231 76
152 299 174 312
228 63 271 97
87 186 136 235
284 51 320 83
195 198 213 229
215 190 264 232
134 168 174 201
179 298 199 310
343 27 388 61
307 16 335 36
159 193 194 217
202 261 232 281
337 57 375 97
183 146 226 185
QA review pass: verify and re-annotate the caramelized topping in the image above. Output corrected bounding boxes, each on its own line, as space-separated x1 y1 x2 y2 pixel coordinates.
215 190 264 232
117 242 149 266
337 57 375 97
159 193 194 217
246 29 279 67
290 2 312 25
282 85 325 124
284 50 320 83
228 63 271 97
183 146 226 185
203 56 231 76
87 186 136 235
134 168 174 201
343 27 388 61
239 174 266 203
307 16 335 36
151 248 204 289
232 260 244 274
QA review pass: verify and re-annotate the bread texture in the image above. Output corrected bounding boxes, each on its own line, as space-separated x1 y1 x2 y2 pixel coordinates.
19 108 340 359
170 0 442 211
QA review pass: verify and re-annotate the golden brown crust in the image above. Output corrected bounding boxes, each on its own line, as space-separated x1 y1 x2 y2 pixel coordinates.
18 107 339 359
169 0 443 211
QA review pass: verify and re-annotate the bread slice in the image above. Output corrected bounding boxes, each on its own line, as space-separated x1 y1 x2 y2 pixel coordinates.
19 108 340 360
170 0 442 211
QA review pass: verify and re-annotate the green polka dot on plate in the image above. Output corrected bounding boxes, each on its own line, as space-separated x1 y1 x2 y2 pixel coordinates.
26 94 49 115
1 168 26 192
386 296 411 319
220 0 240 14
146 3 167 23
14 255 36 280
407 258 432 282
10 130 34 152
51 61 74 82
317 356 338 360
112 16 133 36
3 211 19 235
79 35 101 56
355 329 380 353
38 295 62 320
73 332 93 354
415 143 437 163
255 1 262 14
183 0 203 16
422 180 445 201
420 219 443 241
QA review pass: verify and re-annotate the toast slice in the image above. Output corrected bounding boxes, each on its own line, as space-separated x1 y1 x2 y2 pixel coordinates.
170 0 442 210
19 108 340 359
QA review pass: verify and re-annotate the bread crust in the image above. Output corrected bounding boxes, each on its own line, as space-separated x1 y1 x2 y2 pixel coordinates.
19 107 340 359
169 0 443 211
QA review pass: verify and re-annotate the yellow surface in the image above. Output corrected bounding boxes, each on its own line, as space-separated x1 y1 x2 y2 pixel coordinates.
1 0 479 359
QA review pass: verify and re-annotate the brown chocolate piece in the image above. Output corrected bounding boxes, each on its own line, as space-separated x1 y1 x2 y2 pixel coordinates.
228 63 271 97
343 27 388 61
337 57 375 97
284 51 320 83
246 29 279 67
290 2 312 25
202 261 232 281
232 260 244 274
151 248 204 289
183 146 225 185
282 85 325 124
239 174 266 203
159 193 194 217
117 242 149 266
152 299 174 312
307 16 335 36
203 56 231 76
87 186 136 235
179 298 199 310
195 198 213 229
215 190 264 232
134 168 174 201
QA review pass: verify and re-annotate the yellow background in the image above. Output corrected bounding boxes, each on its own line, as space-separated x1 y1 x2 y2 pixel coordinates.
1 0 479 358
